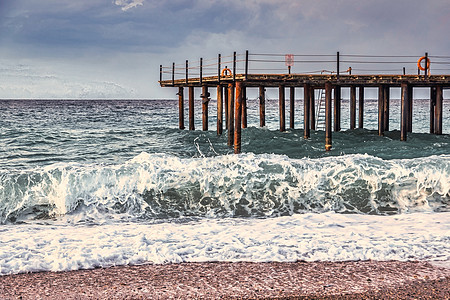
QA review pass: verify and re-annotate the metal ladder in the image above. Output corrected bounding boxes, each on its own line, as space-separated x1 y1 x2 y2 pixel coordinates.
315 89 326 130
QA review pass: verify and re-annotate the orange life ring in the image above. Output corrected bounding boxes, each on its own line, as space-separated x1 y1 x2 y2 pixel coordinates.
417 56 430 71
221 68 232 77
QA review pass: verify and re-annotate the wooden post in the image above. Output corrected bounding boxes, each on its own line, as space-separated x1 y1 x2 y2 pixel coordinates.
350 86 356 129
233 52 236 82
310 86 316 130
259 86 266 127
235 82 243 154
430 87 436 134
334 86 341 131
383 85 390 132
178 87 185 130
242 86 247 128
435 86 443 135
245 50 249 81
425 52 428 78
227 83 235 146
202 85 209 131
407 85 413 133
189 86 195 130
200 58 203 85
172 62 175 86
224 82 229 130
279 85 286 132
325 82 332 151
217 85 223 135
303 84 310 138
336 52 340 80
160 65 162 82
218 54 221 85
186 60 189 84
401 82 409 141
290 87 295 129
378 85 385 136
358 86 364 128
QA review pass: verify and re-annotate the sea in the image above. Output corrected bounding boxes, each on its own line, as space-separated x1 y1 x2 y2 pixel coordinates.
0 95 449 275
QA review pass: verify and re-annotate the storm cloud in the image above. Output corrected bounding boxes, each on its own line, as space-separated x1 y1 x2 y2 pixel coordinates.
0 0 449 98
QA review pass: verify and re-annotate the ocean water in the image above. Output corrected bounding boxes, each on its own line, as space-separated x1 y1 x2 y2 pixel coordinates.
0 96 449 275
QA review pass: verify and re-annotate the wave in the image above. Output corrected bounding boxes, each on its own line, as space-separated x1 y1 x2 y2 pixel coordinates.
0 153 449 224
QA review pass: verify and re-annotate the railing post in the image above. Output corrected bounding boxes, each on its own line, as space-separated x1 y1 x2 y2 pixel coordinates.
185 60 188 84
172 62 175 86
218 54 221 85
336 51 340 80
200 58 203 85
425 52 428 78
160 65 162 82
245 50 249 81
233 52 236 82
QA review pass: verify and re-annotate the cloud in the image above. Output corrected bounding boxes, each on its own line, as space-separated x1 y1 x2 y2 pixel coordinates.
114 0 144 11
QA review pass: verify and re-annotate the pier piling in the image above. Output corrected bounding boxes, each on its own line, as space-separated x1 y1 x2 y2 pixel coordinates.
279 85 286 132
242 87 247 128
325 82 333 151
290 87 295 129
430 87 436 133
435 86 443 134
201 85 209 131
189 86 195 130
224 82 229 130
378 85 385 136
310 86 316 130
235 82 243 153
334 86 341 132
217 85 223 135
304 84 310 138
359 86 364 129
401 82 409 141
227 83 235 146
259 86 266 127
350 86 356 129
407 85 413 132
178 87 185 130
383 85 390 132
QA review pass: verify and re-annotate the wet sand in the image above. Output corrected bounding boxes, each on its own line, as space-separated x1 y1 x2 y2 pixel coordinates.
0 260 449 299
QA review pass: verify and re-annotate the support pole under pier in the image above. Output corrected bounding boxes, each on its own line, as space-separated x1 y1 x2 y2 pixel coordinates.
290 87 295 129
325 82 332 151
227 83 235 146
401 82 409 141
217 85 223 135
350 86 356 129
359 86 364 129
378 85 385 136
310 86 316 130
383 85 390 132
202 85 210 131
259 86 266 127
178 87 185 130
435 86 443 135
303 84 310 138
334 86 341 132
430 87 436 134
242 86 247 128
279 85 286 132
189 86 195 130
407 85 413 133
235 82 243 154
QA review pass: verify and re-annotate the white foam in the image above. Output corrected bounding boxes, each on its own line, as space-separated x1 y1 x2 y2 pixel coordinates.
0 211 449 275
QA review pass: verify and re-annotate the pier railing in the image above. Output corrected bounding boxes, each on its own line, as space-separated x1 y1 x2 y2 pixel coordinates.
160 51 450 84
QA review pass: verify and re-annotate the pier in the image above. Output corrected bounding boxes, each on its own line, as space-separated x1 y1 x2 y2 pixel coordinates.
159 51 449 153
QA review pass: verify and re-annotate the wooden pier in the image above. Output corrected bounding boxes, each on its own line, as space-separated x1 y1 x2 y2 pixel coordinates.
159 51 449 153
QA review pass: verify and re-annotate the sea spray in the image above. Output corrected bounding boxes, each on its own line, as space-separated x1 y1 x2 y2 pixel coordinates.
1 153 448 224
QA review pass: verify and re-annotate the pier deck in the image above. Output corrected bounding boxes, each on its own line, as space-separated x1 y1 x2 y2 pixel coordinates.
159 51 448 153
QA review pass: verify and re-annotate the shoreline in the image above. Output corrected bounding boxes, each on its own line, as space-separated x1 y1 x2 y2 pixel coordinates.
1 260 449 299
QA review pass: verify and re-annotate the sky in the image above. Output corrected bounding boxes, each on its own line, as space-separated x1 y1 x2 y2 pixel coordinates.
0 0 449 99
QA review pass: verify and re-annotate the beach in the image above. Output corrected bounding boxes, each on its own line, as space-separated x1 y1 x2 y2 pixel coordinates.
1 261 449 299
